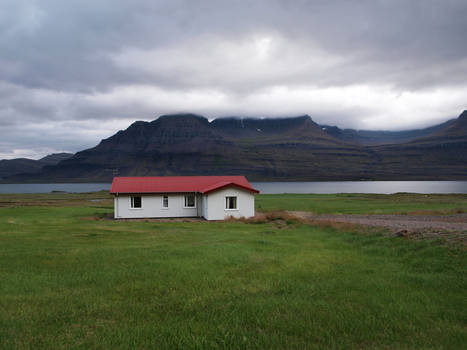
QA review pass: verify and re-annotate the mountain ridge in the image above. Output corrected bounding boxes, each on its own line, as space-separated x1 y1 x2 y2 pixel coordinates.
0 153 73 179
2 112 466 182
319 118 457 145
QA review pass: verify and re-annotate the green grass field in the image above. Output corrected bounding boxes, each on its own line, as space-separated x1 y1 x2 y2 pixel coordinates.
0 193 466 349
257 193 467 214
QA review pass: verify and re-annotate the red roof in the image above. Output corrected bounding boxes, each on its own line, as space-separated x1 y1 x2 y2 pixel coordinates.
110 176 259 194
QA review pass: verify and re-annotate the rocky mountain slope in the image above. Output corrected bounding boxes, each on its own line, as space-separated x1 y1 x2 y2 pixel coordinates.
3 112 466 182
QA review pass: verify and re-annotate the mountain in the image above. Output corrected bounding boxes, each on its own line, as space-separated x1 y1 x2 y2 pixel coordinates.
368 111 467 179
0 158 45 179
417 110 467 140
212 115 338 142
0 153 73 179
320 118 456 145
3 112 466 182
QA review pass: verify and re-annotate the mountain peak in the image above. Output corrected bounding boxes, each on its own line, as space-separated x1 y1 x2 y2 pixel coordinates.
155 113 209 125
125 120 149 131
448 110 467 128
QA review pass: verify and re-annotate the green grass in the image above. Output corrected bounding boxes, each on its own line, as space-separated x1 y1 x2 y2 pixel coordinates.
256 193 467 214
0 195 466 349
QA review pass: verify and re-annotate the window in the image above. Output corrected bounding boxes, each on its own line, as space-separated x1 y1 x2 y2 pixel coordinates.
162 195 169 208
225 196 237 210
130 196 142 209
184 194 195 208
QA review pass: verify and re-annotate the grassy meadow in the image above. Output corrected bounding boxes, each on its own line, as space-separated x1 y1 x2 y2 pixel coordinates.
0 192 466 349
257 193 467 214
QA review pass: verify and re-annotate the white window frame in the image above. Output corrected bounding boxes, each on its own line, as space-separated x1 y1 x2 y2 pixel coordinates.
184 194 196 208
225 196 238 210
162 195 169 209
129 195 142 209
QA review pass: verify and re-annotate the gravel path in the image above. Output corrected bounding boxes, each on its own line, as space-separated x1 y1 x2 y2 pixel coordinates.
291 212 467 232
290 211 467 244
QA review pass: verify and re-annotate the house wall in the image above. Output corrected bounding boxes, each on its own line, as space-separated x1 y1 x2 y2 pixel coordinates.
196 195 204 217
114 193 199 219
204 188 255 220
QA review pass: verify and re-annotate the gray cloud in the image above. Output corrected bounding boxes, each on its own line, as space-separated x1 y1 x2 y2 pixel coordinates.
0 0 466 158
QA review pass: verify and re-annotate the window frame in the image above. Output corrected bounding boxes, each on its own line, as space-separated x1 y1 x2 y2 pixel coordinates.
225 196 238 210
184 194 196 208
129 195 142 209
162 195 169 209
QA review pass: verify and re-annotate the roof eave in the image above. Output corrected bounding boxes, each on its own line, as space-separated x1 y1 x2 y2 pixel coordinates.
202 183 260 195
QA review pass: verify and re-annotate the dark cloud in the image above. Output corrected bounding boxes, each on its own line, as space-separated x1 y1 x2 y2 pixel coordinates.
0 0 466 158
3 0 467 91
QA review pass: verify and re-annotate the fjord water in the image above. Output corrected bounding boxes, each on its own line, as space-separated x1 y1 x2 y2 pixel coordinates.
0 183 111 194
0 181 466 194
253 181 467 194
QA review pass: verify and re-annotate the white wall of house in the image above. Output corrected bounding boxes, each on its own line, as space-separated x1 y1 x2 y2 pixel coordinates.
113 188 255 220
114 193 199 219
196 195 204 217
204 188 255 220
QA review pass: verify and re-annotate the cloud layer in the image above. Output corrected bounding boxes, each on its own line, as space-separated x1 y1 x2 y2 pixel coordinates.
1 0 466 158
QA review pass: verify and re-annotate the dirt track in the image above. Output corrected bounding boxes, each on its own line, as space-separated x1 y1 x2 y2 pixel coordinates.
291 211 467 231
290 211 467 244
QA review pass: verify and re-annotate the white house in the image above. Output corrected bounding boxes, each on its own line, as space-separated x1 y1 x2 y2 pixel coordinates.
110 176 259 220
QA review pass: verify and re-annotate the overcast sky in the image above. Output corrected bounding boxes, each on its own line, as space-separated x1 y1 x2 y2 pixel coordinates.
1 0 466 159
